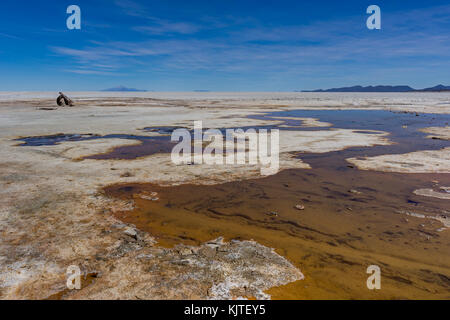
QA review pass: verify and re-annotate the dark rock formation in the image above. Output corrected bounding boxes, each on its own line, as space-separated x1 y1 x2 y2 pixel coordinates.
56 92 74 106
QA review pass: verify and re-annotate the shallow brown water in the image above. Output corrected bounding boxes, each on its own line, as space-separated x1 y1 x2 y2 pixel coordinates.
104 166 450 299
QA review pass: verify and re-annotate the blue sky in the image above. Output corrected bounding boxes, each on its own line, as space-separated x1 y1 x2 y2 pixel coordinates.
0 0 449 91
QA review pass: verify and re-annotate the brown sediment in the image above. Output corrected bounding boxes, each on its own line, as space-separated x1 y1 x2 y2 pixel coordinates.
103 163 450 299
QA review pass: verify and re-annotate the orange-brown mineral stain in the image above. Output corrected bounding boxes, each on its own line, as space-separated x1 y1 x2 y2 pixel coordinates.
104 165 450 300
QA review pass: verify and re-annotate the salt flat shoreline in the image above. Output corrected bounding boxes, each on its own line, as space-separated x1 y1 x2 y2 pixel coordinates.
0 93 449 300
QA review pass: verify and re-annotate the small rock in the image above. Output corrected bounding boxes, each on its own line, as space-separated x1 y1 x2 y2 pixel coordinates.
137 191 159 201
124 227 138 239
178 247 193 256
440 187 450 194
120 171 133 178
205 243 220 250
171 259 193 266
347 207 353 211
136 253 154 260
198 246 216 258
217 246 229 252
294 204 305 210
207 237 224 245
111 223 127 229
349 189 362 195
266 211 278 217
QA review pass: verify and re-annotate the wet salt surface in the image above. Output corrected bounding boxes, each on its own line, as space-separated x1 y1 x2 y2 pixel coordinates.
14 110 450 163
141 126 185 134
260 109 450 134
14 132 179 159
254 110 450 169
16 133 101 146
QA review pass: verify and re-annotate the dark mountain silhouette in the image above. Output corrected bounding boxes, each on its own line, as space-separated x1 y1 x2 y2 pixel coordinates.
421 84 450 92
102 85 147 92
302 85 450 92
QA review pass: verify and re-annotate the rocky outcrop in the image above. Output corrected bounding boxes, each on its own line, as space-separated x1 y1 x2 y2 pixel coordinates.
66 237 303 300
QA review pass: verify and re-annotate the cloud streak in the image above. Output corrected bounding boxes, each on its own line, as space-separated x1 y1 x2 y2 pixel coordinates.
47 3 450 89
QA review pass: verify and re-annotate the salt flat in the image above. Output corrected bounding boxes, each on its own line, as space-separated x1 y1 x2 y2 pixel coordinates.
0 92 449 300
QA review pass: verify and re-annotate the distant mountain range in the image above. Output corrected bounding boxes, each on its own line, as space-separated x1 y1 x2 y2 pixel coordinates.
302 84 450 92
422 84 450 92
102 86 147 92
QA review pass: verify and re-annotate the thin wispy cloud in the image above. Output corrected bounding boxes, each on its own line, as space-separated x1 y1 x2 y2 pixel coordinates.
51 4 450 77
115 0 201 35
63 68 121 76
133 22 200 35
0 32 20 39
114 0 147 18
